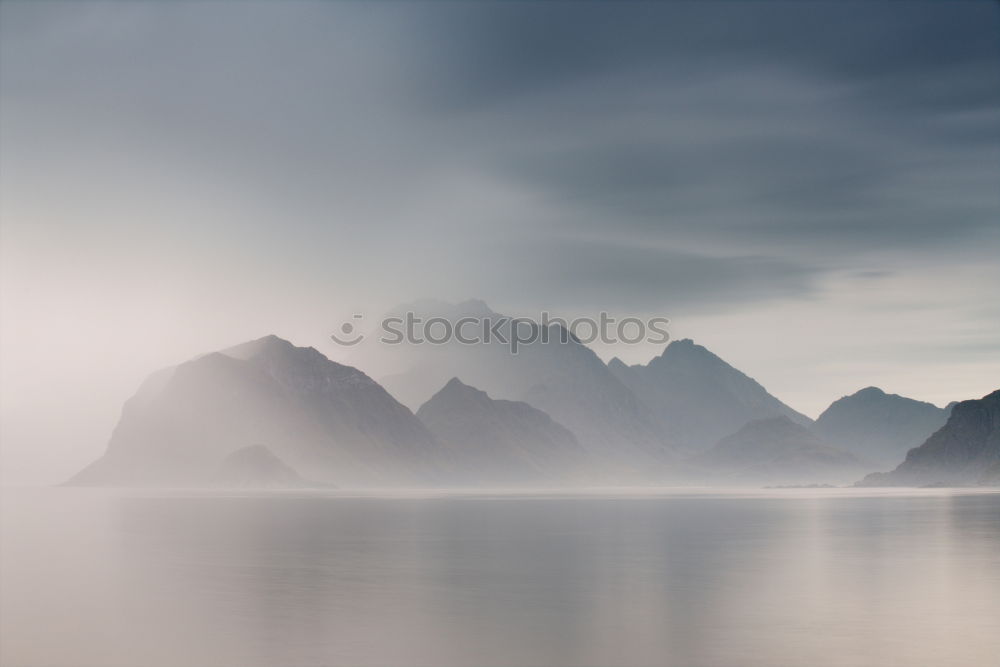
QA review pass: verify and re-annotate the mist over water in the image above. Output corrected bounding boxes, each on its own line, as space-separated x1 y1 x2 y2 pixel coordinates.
3 488 998 667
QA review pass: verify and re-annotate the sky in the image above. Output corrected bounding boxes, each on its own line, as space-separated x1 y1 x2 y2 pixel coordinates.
1 1 999 484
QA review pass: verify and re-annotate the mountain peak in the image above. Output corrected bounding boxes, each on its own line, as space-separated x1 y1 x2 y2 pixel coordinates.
415 375 586 484
814 386 950 467
655 338 717 363
611 336 813 450
222 334 306 360
441 376 474 392
648 338 733 373
854 386 887 398
68 335 442 487
429 377 492 404
607 357 629 371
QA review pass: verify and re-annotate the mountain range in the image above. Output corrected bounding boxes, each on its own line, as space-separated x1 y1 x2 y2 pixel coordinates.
68 300 997 488
371 300 672 474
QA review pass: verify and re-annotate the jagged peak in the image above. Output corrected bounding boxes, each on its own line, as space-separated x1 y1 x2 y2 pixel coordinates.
417 377 495 415
436 376 489 398
828 386 942 410
648 337 728 369
222 334 304 360
607 356 629 371
215 335 380 388
661 338 711 357
443 376 470 390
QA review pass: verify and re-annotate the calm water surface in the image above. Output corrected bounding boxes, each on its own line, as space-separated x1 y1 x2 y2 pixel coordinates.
2 488 998 667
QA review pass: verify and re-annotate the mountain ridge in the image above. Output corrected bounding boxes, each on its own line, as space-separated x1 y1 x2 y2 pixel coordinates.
609 338 811 452
416 378 590 484
813 386 949 467
69 335 446 487
693 416 866 485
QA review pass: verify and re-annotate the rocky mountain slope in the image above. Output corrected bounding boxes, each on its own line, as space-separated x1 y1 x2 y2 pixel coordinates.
609 339 812 452
858 390 1000 487
369 300 674 473
812 386 949 467
416 378 589 484
69 336 446 486
693 416 866 485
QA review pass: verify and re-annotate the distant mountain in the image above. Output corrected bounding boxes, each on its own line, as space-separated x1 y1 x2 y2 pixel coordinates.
858 390 1000 487
368 300 674 474
812 387 949 467
416 378 589 484
213 445 312 488
608 339 812 452
69 336 446 487
693 416 866 485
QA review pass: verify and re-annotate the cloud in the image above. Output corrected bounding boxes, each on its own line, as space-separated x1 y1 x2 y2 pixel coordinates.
1 0 998 482
483 236 822 312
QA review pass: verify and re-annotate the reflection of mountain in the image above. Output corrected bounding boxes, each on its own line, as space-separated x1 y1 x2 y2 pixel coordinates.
693 417 865 485
859 390 1000 487
69 336 446 486
812 387 949 467
372 300 674 472
416 378 589 484
609 339 812 452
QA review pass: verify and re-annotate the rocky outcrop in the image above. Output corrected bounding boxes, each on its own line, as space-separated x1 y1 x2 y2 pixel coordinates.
858 390 1000 487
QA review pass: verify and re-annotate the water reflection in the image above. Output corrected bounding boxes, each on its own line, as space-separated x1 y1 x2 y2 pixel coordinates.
2 490 998 666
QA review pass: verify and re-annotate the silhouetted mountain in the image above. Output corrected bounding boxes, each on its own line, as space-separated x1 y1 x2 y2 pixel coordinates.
213 445 312 488
859 390 1000 487
609 339 811 452
416 378 589 484
693 416 866 485
366 300 674 475
812 387 949 467
69 336 446 486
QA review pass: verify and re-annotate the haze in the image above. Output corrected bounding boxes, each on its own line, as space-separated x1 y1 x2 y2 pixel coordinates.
2 1 999 485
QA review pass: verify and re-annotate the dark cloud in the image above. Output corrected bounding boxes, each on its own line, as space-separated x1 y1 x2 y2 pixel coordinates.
403 2 1000 112
1 0 998 312
3 1 999 484
480 237 822 312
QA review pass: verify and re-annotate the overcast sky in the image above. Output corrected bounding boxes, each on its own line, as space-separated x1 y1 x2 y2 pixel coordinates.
2 1 998 484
